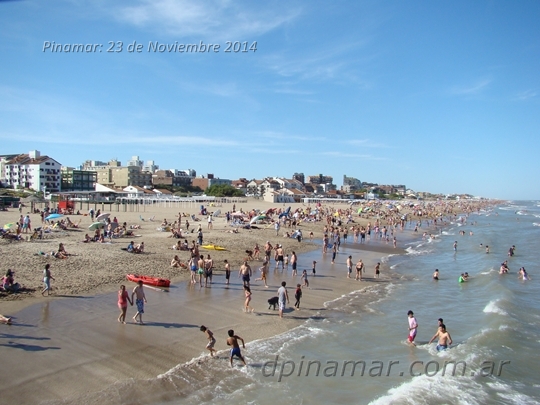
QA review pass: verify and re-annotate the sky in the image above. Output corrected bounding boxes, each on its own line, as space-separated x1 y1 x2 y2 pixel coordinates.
0 0 539 200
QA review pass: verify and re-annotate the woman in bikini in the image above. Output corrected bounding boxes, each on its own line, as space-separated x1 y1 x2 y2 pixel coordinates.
244 286 254 313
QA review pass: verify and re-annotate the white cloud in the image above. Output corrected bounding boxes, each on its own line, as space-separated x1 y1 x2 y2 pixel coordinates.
513 89 537 101
319 151 386 160
114 0 301 39
346 139 390 148
450 79 492 95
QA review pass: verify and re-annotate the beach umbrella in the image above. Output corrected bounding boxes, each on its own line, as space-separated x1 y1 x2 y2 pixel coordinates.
45 213 63 221
96 213 110 221
357 208 363 214
212 209 221 217
3 223 16 230
88 222 105 231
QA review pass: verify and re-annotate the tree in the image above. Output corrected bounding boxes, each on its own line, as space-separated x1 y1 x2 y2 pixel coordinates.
205 184 244 197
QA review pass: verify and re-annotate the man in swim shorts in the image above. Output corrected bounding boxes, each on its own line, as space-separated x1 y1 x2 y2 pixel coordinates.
407 310 418 346
239 261 252 288
131 280 147 324
429 324 452 351
226 329 246 367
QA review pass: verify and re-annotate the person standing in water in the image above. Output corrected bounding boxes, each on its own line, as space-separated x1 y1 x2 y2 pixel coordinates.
407 310 418 346
227 329 246 367
428 323 453 351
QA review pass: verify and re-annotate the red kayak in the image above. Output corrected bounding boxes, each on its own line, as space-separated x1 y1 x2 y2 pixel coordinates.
126 274 170 288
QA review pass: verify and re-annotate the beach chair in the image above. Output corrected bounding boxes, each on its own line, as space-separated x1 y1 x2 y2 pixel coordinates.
149 216 156 221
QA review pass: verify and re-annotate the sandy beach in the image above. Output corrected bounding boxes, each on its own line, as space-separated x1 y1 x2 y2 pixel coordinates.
0 199 485 404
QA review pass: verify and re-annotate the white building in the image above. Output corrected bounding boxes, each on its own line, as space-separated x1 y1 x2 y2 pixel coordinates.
4 150 62 192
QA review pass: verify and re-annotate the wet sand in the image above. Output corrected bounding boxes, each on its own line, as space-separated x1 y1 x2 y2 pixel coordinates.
0 199 475 404
1 236 404 403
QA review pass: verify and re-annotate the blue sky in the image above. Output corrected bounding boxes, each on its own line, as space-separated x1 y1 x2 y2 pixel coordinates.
1 0 539 199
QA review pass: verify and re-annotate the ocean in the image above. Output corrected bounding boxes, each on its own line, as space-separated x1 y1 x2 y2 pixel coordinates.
123 200 539 405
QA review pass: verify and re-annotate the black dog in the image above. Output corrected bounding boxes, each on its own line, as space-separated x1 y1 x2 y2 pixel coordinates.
268 296 279 310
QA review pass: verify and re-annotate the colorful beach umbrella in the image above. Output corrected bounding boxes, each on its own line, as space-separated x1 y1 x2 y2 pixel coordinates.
3 223 16 230
45 213 63 221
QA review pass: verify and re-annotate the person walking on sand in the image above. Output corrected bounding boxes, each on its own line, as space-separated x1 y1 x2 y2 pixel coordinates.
227 329 246 367
131 280 147 324
407 310 418 346
346 255 353 278
244 286 254 313
301 269 309 288
117 285 132 323
375 262 380 278
41 263 55 296
278 281 289 318
355 259 364 281
200 325 217 357
294 283 302 309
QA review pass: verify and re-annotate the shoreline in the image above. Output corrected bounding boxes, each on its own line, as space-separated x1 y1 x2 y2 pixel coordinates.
1 242 409 405
0 200 493 404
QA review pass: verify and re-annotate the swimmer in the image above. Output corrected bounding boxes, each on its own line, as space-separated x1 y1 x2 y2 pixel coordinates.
428 324 452 351
519 267 530 281
433 269 439 281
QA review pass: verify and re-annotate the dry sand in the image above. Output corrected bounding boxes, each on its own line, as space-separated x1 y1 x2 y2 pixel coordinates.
0 199 481 404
